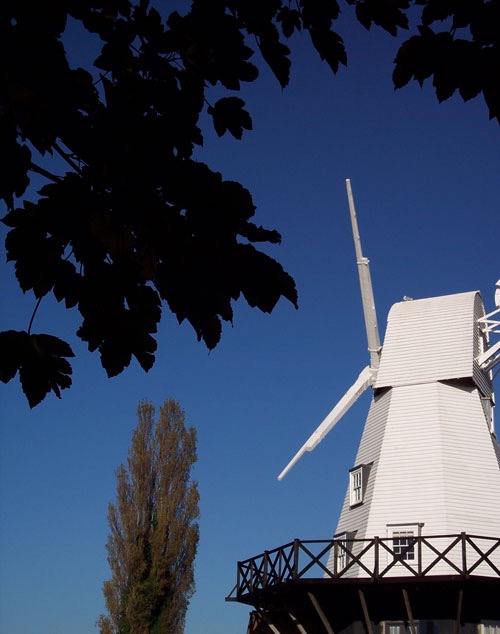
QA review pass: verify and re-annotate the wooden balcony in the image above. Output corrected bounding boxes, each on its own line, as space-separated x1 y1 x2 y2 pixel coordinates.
227 534 500 633
228 533 500 600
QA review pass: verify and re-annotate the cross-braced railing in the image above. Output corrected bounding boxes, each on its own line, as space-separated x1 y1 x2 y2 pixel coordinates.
231 533 500 598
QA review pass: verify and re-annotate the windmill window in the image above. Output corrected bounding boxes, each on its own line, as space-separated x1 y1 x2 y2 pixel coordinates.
334 531 354 572
392 531 415 561
387 523 423 564
349 464 371 507
384 622 420 634
351 469 362 504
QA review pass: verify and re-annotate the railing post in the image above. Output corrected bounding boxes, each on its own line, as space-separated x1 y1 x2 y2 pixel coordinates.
263 551 269 588
417 535 422 575
461 532 467 576
374 536 379 579
293 539 300 579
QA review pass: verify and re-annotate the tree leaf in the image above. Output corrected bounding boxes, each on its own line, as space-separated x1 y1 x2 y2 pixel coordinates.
256 24 292 88
299 0 341 30
239 222 282 244
393 31 436 89
208 97 253 139
277 7 302 38
354 0 410 35
310 29 347 73
0 330 29 383
20 334 74 407
0 115 31 209
0 330 74 407
421 0 454 26
236 244 299 312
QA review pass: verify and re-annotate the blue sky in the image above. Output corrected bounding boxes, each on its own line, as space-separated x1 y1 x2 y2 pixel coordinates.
1 8 499 634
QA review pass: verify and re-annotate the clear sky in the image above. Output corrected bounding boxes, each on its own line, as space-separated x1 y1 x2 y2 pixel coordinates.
1 8 499 634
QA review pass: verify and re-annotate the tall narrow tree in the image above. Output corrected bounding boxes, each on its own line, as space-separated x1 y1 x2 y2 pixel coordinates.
98 399 199 634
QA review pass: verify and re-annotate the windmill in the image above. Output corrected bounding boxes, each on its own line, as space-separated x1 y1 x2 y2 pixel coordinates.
227 181 500 634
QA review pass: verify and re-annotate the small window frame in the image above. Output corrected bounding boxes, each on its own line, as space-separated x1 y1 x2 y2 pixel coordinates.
384 622 420 634
387 523 423 566
349 464 371 507
333 531 355 573
392 530 416 562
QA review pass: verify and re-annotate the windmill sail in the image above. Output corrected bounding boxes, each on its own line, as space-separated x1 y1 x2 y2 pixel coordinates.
277 365 376 481
278 180 380 479
346 179 381 370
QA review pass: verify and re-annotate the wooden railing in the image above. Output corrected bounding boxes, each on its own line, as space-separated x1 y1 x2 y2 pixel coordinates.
231 534 500 598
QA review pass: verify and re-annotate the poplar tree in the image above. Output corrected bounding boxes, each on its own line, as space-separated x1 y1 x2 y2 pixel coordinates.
98 399 199 634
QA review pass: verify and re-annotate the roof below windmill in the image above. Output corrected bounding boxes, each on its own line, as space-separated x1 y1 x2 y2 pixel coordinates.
375 291 491 396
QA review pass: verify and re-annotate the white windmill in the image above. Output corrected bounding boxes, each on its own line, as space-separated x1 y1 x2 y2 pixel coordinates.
278 181 500 573
228 181 500 634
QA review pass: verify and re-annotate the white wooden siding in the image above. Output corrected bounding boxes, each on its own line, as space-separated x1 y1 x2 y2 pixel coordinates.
493 434 500 470
366 382 500 536
375 292 480 389
327 388 392 575
334 388 393 541
331 381 500 577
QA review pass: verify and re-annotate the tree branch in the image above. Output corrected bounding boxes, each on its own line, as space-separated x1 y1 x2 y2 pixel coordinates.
27 296 43 335
29 162 62 183
53 142 84 175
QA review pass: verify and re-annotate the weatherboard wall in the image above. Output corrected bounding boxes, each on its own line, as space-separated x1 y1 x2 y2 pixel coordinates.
333 388 392 539
332 381 500 578
327 388 392 575
369 382 500 551
374 292 491 396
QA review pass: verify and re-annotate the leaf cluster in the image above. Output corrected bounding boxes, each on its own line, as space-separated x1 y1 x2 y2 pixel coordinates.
1 0 302 405
393 0 500 120
1 0 498 406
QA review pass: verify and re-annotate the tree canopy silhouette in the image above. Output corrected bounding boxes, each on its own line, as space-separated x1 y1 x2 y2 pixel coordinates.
1 0 498 406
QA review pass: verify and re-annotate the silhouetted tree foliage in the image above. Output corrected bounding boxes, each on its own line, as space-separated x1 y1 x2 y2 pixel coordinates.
1 0 498 406
97 398 199 634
